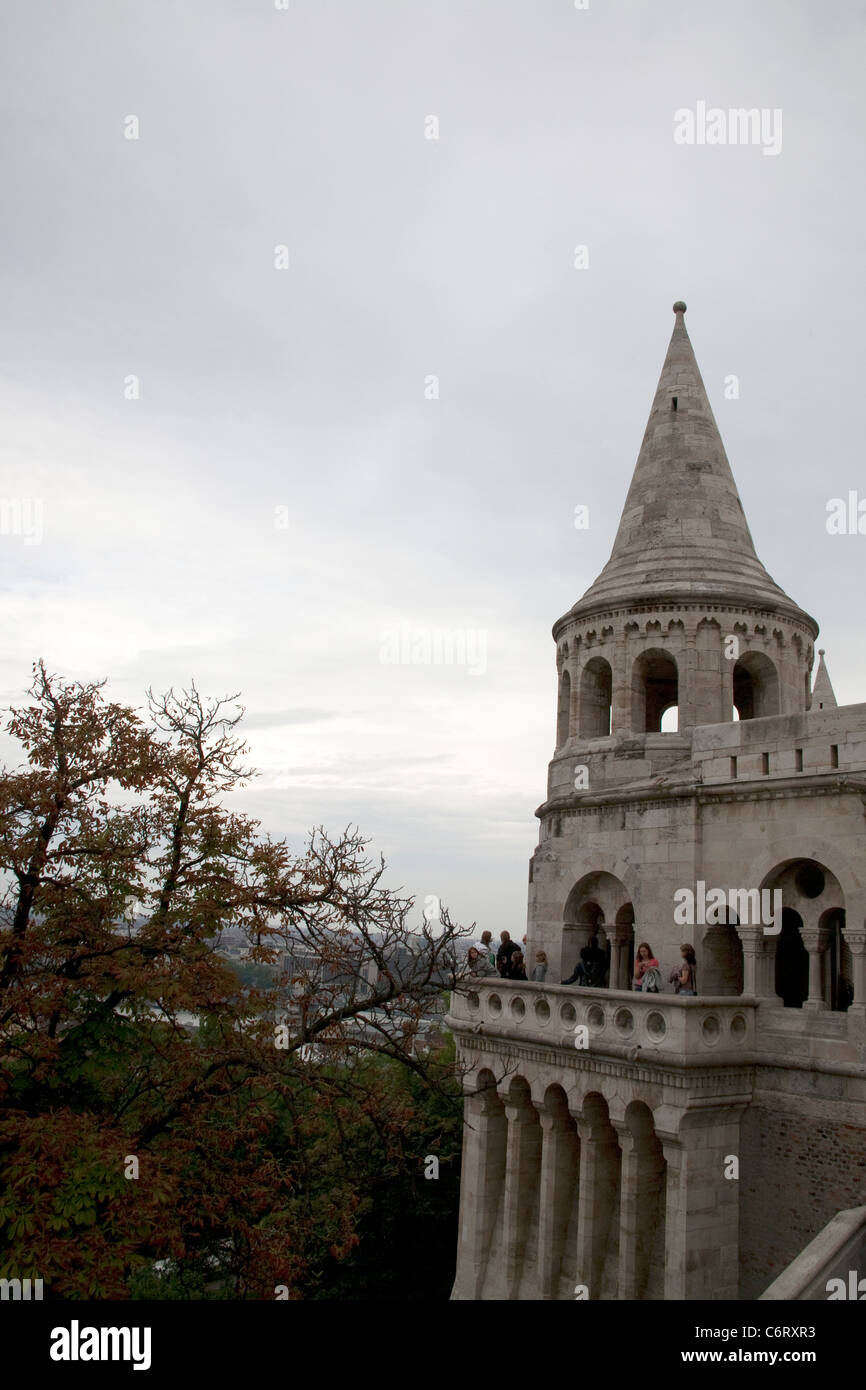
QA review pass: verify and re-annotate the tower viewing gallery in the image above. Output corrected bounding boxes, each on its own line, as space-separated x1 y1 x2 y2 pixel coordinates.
448 303 866 1301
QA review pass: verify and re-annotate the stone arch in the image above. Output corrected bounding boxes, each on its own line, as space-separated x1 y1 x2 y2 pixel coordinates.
503 1073 533 1103
761 857 844 1008
563 871 631 985
701 910 744 996
469 1064 500 1096
579 657 612 737
733 650 780 719
631 648 678 733
556 668 571 747
543 1080 572 1113
761 856 845 913
743 838 864 909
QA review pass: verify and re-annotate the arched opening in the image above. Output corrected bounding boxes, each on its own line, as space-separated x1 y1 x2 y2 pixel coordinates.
579 657 612 737
631 650 678 733
762 857 845 1008
660 704 679 732
556 669 571 747
733 652 780 720
562 871 630 987
775 908 809 1008
701 911 744 996
562 900 604 985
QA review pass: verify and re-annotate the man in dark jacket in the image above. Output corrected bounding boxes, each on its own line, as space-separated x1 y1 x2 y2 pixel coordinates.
562 935 607 987
496 931 520 977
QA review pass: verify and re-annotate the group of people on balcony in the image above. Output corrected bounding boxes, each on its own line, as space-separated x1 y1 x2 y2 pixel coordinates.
466 930 549 982
561 938 697 994
466 931 698 995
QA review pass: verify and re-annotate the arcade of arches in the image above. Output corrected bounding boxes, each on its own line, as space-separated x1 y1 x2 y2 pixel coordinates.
556 643 792 745
457 1073 741 1300
561 859 856 1010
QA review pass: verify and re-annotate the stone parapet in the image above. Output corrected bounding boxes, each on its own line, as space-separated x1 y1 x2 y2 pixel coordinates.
448 979 863 1072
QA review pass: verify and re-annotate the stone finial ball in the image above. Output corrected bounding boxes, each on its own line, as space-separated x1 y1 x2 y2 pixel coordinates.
673 300 687 313
819 648 825 657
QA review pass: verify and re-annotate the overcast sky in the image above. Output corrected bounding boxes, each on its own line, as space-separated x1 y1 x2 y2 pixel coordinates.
1 0 864 937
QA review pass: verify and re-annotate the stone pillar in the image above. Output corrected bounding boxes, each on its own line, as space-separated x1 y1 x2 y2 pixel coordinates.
575 1107 620 1299
612 631 629 734
615 1119 666 1300
680 625 698 729
756 931 781 1002
567 659 578 742
451 1082 506 1300
659 1109 745 1300
801 926 830 1013
501 1090 541 1299
537 1103 579 1300
610 926 632 991
738 925 765 998
841 926 866 1024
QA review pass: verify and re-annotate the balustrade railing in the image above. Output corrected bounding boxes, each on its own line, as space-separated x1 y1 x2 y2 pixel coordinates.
448 977 757 1061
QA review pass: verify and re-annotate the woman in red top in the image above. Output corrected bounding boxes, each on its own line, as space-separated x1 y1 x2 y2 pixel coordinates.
632 941 660 991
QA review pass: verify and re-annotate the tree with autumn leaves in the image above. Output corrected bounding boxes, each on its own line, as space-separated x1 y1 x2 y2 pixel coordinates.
0 662 468 1299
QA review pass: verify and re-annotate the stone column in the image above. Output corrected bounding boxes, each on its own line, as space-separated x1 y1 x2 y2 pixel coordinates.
501 1091 541 1299
575 1108 620 1299
756 930 781 1002
738 925 764 998
452 1083 506 1300
659 1108 745 1301
841 926 866 1024
615 1120 666 1300
612 631 629 734
610 926 632 991
680 625 698 729
801 926 830 1013
537 1104 579 1300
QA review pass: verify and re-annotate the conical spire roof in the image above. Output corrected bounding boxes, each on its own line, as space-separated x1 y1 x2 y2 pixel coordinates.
811 650 837 709
569 303 816 630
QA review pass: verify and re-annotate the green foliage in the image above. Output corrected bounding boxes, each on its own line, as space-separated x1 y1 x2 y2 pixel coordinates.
308 1038 463 1301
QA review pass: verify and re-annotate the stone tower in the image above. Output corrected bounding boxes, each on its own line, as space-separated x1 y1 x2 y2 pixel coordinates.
448 304 866 1301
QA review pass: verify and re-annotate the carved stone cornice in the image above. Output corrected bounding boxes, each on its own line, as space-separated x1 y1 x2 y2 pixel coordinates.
454 1031 754 1096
